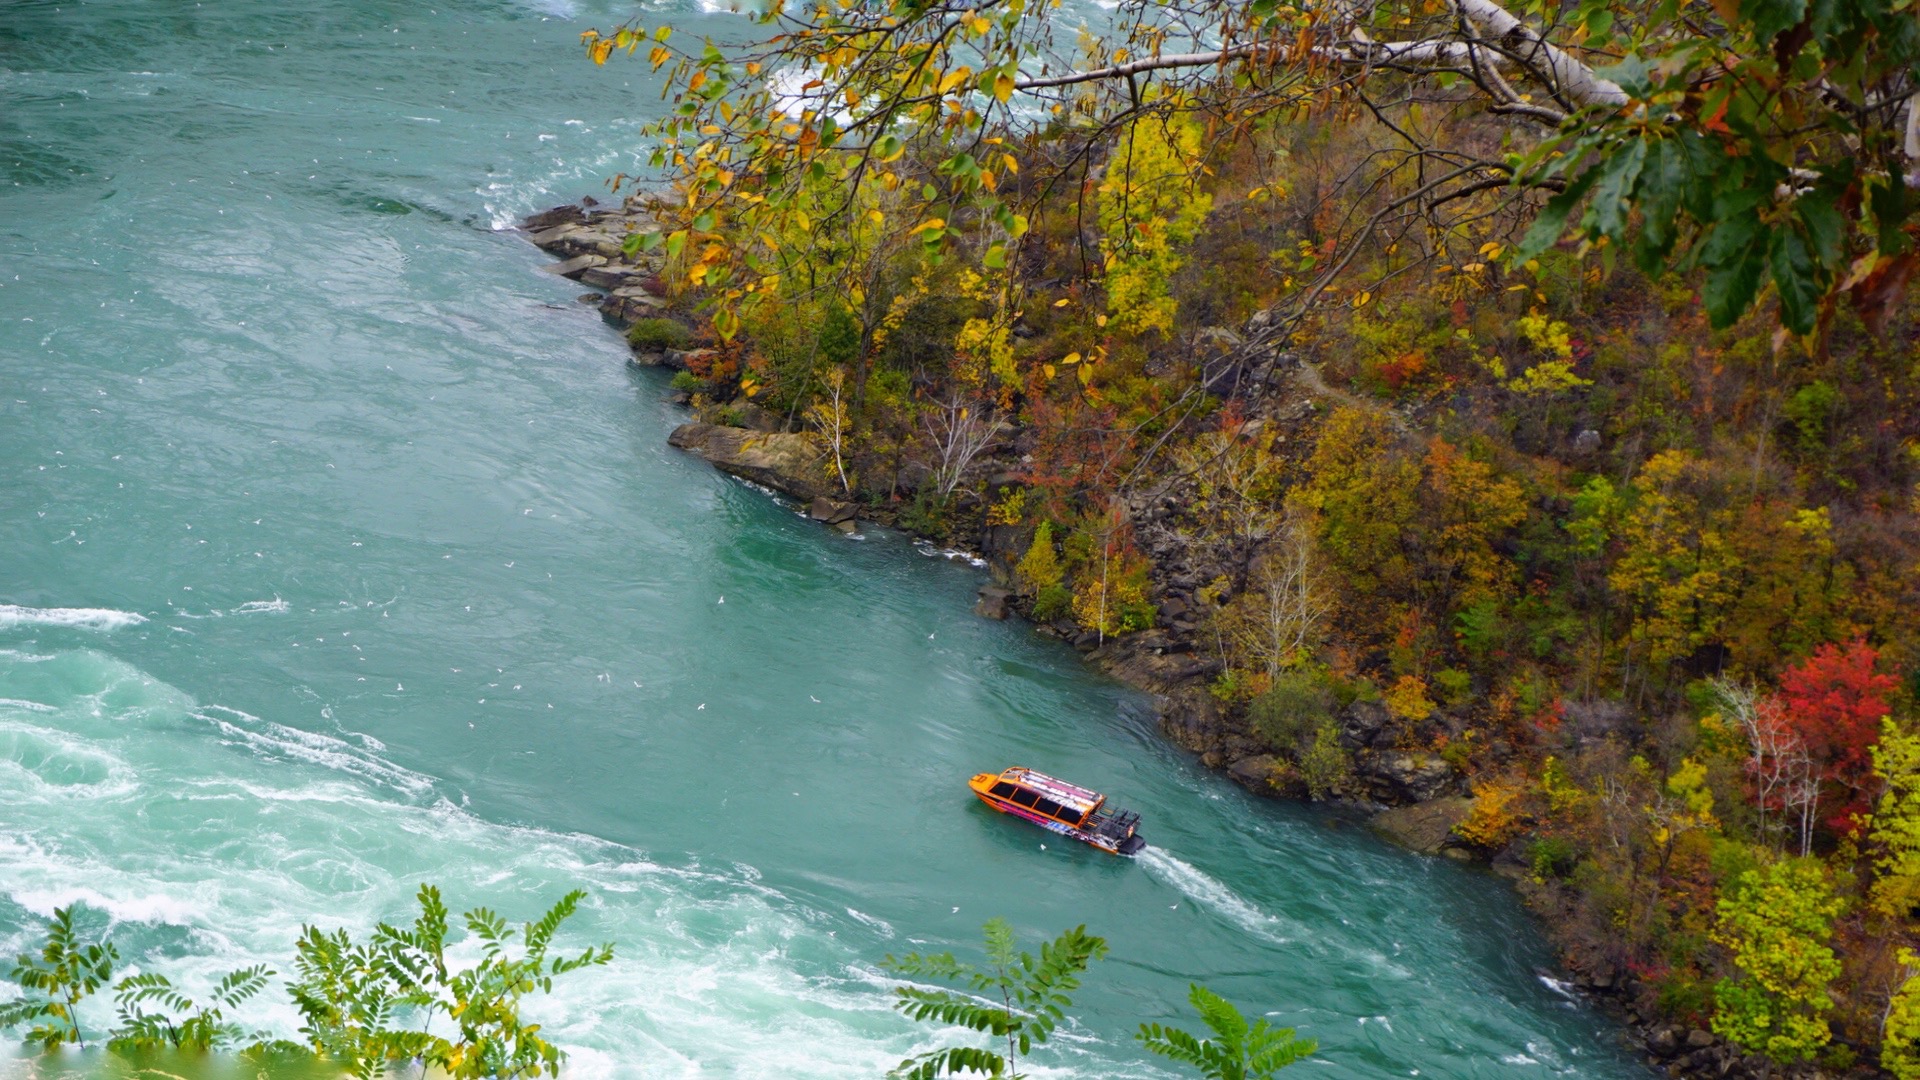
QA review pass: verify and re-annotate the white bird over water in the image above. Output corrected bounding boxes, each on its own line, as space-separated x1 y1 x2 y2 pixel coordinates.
810 695 821 703
697 703 706 710
717 595 725 604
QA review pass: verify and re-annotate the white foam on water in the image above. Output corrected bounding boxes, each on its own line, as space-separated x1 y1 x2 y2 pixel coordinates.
193 704 439 799
230 597 289 615
845 907 896 938
0 697 56 712
0 605 147 632
11 886 202 927
0 651 973 1079
1137 848 1293 946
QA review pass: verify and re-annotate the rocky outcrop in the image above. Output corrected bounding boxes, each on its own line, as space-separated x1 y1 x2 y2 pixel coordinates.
1362 751 1461 803
522 201 677 333
667 422 834 503
1370 797 1472 855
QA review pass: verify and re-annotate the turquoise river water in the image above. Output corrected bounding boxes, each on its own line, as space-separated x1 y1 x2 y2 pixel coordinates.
0 2 1652 1077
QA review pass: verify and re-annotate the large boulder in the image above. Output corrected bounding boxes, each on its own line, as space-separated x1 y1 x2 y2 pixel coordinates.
1363 751 1460 803
974 585 1014 620
1339 700 1392 750
667 422 834 502
1371 796 1472 854
538 253 606 279
600 287 669 325
1226 754 1281 792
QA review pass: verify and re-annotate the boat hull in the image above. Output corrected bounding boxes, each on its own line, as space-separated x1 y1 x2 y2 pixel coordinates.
970 788 1147 857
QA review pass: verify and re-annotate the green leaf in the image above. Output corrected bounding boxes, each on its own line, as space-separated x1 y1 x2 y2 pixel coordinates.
1770 226 1821 334
1516 166 1602 262
1702 220 1767 328
1582 137 1647 240
1743 0 1808 44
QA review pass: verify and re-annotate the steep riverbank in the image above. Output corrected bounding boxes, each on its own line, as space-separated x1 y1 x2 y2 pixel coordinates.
519 200 1788 1080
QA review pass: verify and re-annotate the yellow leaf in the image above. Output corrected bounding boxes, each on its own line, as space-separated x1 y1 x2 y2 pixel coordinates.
1352 290 1371 307
1077 363 1093 385
1052 298 1070 307
938 68 971 94
1001 153 1018 175
911 217 946 234
1043 364 1056 379
1094 314 1107 328
590 38 614 65
1061 352 1081 365
993 73 1014 104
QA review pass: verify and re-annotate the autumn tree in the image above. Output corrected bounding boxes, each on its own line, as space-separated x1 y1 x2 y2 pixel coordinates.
584 0 1920 357
1710 859 1845 1064
1285 408 1418 610
1869 719 1920 919
1778 638 1898 836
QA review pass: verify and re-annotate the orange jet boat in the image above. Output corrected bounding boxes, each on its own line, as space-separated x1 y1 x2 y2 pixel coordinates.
968 766 1146 856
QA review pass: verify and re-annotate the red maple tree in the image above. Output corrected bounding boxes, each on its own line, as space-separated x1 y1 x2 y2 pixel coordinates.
1777 638 1898 835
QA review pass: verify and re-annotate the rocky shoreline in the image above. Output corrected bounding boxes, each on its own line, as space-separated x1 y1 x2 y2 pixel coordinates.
521 200 1821 1080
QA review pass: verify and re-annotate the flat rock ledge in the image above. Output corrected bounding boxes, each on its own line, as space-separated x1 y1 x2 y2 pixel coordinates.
667 422 836 505
1370 797 1473 856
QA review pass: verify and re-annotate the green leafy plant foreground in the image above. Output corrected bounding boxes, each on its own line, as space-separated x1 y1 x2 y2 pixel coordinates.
2 887 611 1080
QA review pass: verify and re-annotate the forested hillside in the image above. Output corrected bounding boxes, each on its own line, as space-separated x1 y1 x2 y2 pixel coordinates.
576 0 1920 1070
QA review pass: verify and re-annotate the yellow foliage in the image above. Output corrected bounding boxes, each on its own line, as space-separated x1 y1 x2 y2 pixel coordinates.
1384 675 1435 721
1096 109 1213 338
986 488 1027 527
1608 450 1741 666
1455 777 1529 849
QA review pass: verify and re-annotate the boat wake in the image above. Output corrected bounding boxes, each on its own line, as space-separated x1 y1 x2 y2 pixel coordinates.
1137 848 1293 946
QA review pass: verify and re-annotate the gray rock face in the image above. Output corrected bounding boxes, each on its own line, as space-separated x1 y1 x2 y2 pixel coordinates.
974 585 1014 620
579 264 652 291
807 496 857 525
600 287 668 325
539 254 606 279
1226 754 1280 791
1365 751 1460 802
1370 797 1472 854
667 422 832 502
1339 700 1392 749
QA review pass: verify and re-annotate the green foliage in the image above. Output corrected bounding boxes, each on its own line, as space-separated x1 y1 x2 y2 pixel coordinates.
625 318 690 351
1528 837 1579 881
883 919 1108 1079
1014 522 1064 597
1782 380 1839 457
109 966 274 1054
1297 723 1352 801
1709 859 1845 1063
290 885 612 1080
1248 671 1335 754
1869 718 1920 918
1031 584 1072 623
1513 0 1920 336
1138 984 1315 1080
1884 950 1920 1080
0 905 119 1050
669 370 703 393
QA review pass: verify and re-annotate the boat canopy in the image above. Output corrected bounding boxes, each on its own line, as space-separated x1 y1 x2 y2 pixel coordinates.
990 767 1104 820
